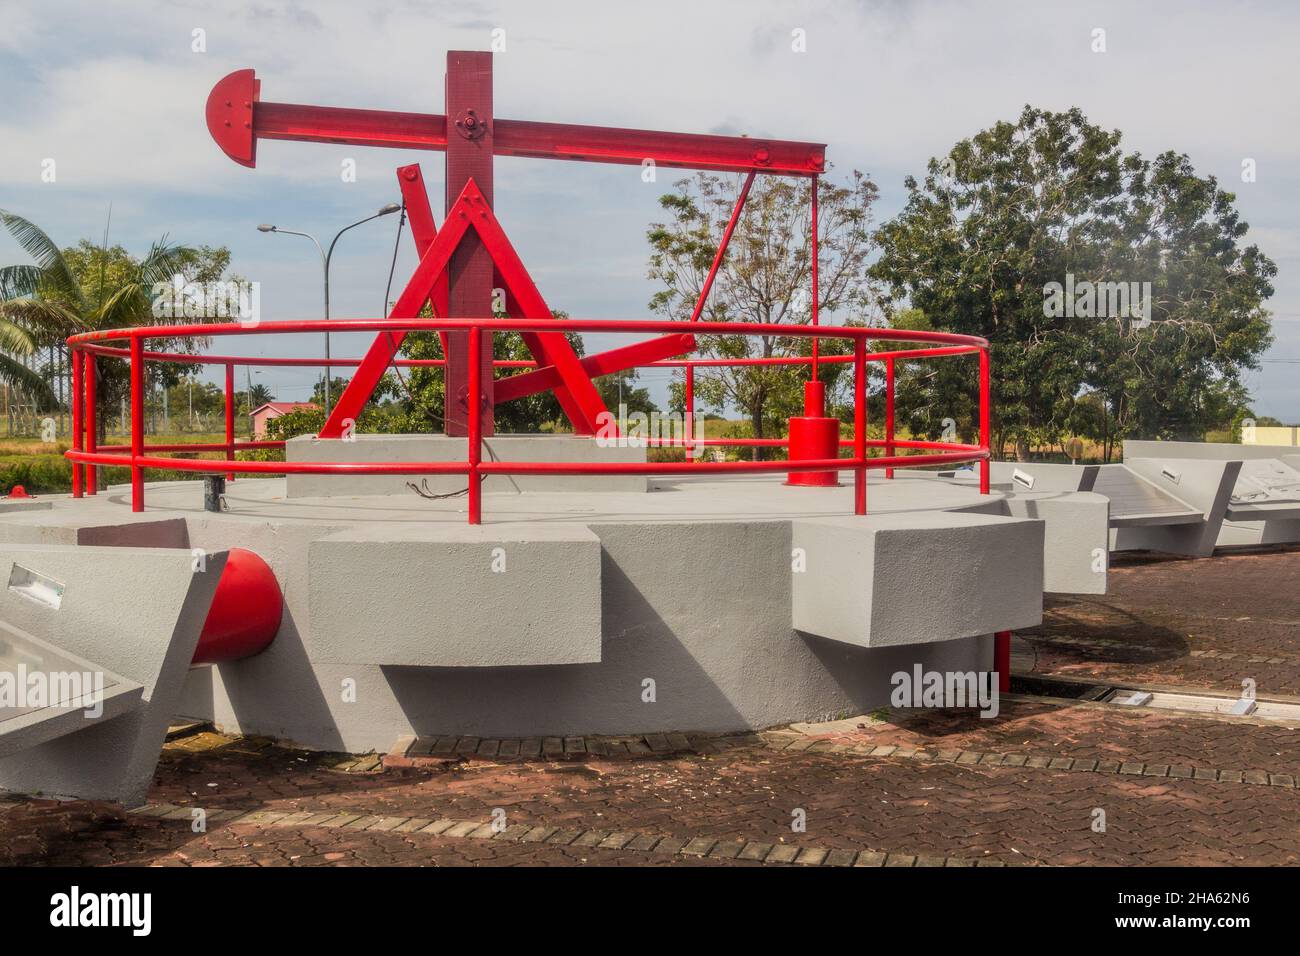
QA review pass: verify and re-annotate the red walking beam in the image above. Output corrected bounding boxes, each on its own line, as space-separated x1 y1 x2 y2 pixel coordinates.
206 69 825 176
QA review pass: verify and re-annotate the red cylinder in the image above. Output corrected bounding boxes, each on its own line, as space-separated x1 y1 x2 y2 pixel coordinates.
193 548 282 665
786 380 841 486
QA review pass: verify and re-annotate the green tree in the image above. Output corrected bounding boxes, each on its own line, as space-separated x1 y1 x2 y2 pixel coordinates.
647 170 880 458
0 210 240 433
871 106 1275 461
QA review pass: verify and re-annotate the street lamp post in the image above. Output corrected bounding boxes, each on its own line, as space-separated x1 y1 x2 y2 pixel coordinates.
257 202 400 417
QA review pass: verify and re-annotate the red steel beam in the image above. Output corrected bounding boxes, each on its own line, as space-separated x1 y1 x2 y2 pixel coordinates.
493 332 695 404
206 69 825 176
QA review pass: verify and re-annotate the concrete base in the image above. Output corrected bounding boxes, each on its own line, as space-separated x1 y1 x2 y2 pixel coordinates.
286 433 649 497
0 468 1100 752
0 545 226 805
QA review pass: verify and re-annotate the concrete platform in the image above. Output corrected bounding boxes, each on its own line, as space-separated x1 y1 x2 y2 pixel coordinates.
0 465 1105 750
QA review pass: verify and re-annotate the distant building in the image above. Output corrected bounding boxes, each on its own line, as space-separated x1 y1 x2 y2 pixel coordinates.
251 402 318 439
1242 426 1299 447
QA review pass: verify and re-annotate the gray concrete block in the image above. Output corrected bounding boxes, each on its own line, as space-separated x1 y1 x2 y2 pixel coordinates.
308 523 602 666
0 544 226 805
791 512 1043 648
286 433 648 497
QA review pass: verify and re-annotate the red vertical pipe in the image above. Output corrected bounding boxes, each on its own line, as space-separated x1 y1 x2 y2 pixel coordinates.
130 337 144 512
853 335 866 515
979 346 991 495
444 50 495 438
85 355 98 495
885 356 895 480
994 630 1011 693
70 348 83 498
224 362 235 482
467 322 482 525
810 176 819 381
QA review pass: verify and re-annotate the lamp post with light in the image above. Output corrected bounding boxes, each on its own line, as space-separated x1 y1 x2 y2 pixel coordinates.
257 202 400 416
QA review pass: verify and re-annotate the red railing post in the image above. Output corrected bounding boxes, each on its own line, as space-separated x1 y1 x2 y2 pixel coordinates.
853 335 866 515
467 322 483 524
979 346 990 494
130 336 144 512
810 175 819 381
224 362 235 481
70 347 83 498
85 354 98 495
994 629 1011 693
885 355 895 480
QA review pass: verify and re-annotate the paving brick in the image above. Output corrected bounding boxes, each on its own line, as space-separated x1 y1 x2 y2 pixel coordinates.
519 826 558 843
681 837 716 856
626 834 662 852
737 842 773 862
795 847 828 865
765 844 799 864
652 836 688 855
708 840 745 860
598 832 636 850
853 851 887 866
418 819 457 836
571 830 609 848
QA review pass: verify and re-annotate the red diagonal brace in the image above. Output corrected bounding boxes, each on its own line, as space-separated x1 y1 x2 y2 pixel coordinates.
494 333 695 404
320 177 608 438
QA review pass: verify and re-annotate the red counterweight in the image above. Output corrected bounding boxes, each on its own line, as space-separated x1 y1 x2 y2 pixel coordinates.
786 380 841 487
193 548 283 665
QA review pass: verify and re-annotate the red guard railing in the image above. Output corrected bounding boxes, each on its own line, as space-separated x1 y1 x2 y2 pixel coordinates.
65 318 992 524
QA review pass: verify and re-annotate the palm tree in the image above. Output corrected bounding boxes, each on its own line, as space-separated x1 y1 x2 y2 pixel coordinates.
0 209 196 424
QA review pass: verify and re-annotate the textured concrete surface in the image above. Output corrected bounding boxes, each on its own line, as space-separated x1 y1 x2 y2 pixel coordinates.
792 512 1043 646
0 619 142 758
309 522 602 666
0 545 226 805
286 433 648 496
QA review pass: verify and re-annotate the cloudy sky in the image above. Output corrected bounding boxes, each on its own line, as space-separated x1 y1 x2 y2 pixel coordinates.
2 0 1297 418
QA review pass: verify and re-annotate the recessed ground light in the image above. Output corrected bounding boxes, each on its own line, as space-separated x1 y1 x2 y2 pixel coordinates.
1012 468 1035 490
1160 467 1181 484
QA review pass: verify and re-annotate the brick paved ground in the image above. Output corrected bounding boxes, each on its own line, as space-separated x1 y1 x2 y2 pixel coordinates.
2 547 1297 867
1022 548 1300 694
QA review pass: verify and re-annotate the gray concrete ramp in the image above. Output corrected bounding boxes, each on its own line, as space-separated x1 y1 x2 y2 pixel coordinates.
0 619 142 758
1111 459 1240 557
0 545 227 806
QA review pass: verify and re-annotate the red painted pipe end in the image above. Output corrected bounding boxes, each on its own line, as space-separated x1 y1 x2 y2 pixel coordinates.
194 548 282 665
